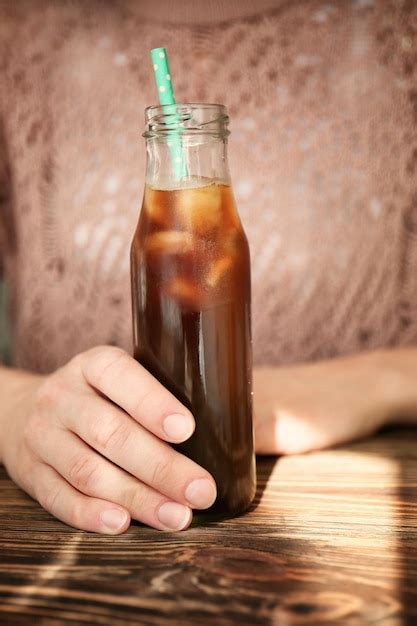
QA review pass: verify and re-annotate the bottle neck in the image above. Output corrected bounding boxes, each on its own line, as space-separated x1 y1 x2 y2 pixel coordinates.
144 104 230 189
145 134 230 189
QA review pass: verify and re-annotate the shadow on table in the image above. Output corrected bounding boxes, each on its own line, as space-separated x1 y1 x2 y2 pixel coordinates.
395 427 417 626
247 427 417 626
343 426 417 625
250 454 277 512
326 426 417 625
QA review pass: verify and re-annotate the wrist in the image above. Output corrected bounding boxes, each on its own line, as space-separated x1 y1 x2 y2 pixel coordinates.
0 366 45 464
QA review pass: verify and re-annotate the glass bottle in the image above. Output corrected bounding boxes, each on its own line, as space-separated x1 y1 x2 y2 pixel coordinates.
130 104 256 517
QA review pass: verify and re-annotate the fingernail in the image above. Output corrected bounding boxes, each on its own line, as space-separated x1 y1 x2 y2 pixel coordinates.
163 413 195 442
100 508 129 532
157 502 192 531
185 478 217 509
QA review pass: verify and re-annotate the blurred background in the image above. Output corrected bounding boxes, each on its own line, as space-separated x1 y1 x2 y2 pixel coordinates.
1 0 417 373
0 280 11 364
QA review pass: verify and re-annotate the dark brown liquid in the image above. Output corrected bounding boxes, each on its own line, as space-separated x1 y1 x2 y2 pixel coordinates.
130 182 256 516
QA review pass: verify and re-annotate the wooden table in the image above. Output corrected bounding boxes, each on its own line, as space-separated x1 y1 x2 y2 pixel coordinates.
1 427 417 625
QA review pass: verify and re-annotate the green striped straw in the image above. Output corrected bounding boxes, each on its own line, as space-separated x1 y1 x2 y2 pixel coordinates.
150 47 187 180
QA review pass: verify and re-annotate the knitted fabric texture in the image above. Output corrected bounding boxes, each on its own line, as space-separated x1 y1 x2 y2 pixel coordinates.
0 0 416 373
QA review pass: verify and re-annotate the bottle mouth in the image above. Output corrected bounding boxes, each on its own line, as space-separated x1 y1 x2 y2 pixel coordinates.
144 103 230 138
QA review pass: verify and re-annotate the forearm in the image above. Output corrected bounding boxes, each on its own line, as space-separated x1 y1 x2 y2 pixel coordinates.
254 345 417 455
369 347 417 424
0 365 44 464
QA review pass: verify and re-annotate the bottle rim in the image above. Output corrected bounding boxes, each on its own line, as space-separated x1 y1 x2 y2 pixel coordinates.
143 103 230 138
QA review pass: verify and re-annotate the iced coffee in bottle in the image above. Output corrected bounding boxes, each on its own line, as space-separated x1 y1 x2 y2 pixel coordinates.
131 104 256 517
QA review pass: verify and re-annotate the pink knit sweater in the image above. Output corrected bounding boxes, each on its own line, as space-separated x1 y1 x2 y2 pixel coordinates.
1 0 416 373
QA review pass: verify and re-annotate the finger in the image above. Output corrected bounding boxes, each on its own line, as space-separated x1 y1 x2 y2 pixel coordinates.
33 425 192 531
30 462 131 535
62 393 217 510
80 346 195 443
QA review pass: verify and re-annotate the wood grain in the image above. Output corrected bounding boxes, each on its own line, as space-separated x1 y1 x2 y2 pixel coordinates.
1 428 417 625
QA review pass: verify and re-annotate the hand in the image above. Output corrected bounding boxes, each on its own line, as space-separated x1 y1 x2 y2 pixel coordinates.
253 351 403 455
1 347 216 534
